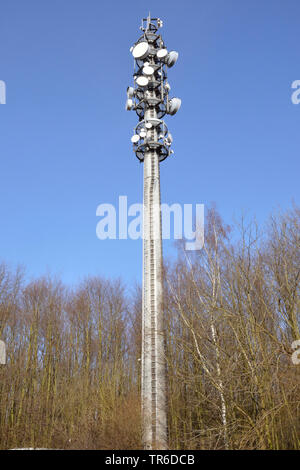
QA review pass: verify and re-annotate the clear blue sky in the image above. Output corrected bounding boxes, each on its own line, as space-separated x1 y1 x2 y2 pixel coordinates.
0 0 299 286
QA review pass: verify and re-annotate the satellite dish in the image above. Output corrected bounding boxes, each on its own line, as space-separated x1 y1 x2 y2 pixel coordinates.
145 122 152 129
168 97 181 115
131 134 140 143
143 65 154 76
132 42 149 59
136 76 149 87
140 130 146 138
125 98 134 110
167 51 179 67
157 48 168 59
127 86 134 98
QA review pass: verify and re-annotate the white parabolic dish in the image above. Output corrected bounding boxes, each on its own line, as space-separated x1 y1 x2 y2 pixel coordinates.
168 97 182 115
167 51 179 67
157 48 168 59
127 86 134 98
132 42 149 59
136 76 149 87
143 65 154 76
131 134 140 143
125 98 133 111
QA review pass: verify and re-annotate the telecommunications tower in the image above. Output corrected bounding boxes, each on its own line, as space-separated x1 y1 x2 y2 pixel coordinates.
126 14 181 450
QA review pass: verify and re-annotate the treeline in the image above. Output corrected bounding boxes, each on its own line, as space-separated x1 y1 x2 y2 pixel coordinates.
0 206 299 449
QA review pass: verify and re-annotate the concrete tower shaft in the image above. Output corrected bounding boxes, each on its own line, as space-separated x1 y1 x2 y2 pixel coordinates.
126 14 180 450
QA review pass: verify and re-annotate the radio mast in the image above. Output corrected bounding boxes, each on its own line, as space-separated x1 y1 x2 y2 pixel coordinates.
126 14 181 450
